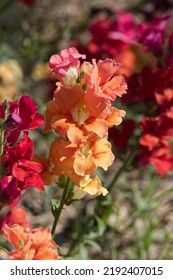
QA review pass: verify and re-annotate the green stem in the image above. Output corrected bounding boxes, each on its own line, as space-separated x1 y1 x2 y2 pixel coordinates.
51 177 71 239
107 145 137 192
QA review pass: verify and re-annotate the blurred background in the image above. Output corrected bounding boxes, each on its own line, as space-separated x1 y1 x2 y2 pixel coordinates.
1 0 173 260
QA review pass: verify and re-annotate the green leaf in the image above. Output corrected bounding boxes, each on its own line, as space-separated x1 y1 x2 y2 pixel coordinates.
94 214 106 236
79 243 88 260
84 239 101 253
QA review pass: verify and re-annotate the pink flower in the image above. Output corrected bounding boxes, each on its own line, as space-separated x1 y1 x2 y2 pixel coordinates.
49 47 86 76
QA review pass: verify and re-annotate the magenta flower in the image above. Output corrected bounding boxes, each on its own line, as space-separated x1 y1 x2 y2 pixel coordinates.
9 95 44 131
137 13 171 55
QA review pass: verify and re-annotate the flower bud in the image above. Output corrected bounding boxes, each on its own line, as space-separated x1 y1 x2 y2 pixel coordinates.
4 113 22 130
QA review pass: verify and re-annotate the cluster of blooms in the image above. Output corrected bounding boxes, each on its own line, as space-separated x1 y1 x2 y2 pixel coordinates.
0 95 61 259
0 47 127 259
3 224 61 260
73 11 137 78
76 9 173 176
40 47 127 198
75 10 173 70
124 14 173 176
0 95 45 206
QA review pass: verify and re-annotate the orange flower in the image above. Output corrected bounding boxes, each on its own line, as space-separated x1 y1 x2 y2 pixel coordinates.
73 176 108 199
82 58 127 101
3 224 61 260
44 50 127 144
0 207 32 232
50 137 114 196
51 138 114 175
44 84 125 143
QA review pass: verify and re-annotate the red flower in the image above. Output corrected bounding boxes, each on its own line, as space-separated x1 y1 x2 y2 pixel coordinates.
138 111 173 175
4 132 34 175
0 158 44 205
12 160 44 190
109 119 136 150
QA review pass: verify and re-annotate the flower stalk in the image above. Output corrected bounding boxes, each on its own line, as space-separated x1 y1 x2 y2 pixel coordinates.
51 177 71 239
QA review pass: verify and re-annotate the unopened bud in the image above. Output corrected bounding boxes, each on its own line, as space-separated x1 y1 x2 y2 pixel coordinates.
3 113 22 130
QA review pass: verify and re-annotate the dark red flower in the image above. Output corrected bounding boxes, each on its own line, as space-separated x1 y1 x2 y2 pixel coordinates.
0 177 21 205
109 119 136 150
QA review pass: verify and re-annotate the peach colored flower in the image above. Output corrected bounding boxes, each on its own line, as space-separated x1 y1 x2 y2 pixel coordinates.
44 84 125 144
50 138 114 195
50 138 114 175
73 176 108 199
3 224 61 260
81 58 127 101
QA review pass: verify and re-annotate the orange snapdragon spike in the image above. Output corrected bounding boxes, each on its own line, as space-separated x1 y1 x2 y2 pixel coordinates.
3 224 61 260
44 49 127 145
43 47 127 197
